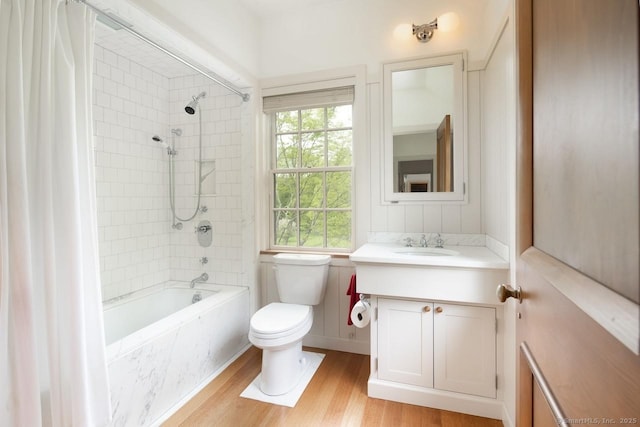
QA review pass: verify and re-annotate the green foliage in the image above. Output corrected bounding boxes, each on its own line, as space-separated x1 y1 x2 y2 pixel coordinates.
273 106 352 249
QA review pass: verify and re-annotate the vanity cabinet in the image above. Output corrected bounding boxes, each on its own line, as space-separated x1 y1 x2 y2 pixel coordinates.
378 299 434 387
377 298 496 399
349 241 508 419
432 302 496 398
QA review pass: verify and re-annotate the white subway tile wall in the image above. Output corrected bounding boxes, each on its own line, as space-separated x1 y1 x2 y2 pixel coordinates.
94 44 172 301
93 43 248 300
168 74 245 286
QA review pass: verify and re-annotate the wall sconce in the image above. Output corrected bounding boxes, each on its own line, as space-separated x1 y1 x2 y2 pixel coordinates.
412 12 460 43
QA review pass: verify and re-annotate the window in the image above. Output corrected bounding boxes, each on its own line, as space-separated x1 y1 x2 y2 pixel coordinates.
265 87 354 250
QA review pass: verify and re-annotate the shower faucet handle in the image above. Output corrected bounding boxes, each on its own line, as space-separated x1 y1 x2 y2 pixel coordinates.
195 224 212 234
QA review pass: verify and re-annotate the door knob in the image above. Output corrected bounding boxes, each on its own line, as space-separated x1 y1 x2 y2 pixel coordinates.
496 284 522 303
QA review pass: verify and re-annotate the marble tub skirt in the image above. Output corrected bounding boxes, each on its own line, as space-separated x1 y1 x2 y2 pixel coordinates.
103 281 250 426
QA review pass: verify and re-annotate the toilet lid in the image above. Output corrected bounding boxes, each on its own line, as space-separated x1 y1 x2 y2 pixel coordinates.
250 303 311 335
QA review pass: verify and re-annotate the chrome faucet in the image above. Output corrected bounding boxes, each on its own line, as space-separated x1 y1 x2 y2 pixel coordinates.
419 234 428 247
432 233 445 248
190 272 208 288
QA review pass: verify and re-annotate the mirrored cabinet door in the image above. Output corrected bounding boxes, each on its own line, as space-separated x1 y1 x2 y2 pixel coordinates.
382 52 467 203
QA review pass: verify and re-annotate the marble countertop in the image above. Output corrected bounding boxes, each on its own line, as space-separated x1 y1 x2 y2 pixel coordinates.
349 242 509 270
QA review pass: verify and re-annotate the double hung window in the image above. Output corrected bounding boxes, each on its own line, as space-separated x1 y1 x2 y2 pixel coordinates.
265 87 354 250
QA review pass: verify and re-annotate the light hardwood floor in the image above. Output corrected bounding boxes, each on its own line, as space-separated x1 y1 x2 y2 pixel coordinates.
164 346 504 427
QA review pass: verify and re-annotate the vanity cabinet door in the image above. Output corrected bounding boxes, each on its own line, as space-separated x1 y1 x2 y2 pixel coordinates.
377 298 433 387
433 303 496 398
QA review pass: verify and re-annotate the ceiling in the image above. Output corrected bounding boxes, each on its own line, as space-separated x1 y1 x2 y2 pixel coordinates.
238 0 345 16
94 17 205 79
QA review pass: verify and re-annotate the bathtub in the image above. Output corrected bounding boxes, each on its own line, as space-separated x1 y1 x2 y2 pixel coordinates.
103 281 250 427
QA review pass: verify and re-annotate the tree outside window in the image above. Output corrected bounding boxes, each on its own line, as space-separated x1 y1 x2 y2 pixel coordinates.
273 105 352 249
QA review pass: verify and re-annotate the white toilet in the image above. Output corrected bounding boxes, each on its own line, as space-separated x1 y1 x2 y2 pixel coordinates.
249 253 331 396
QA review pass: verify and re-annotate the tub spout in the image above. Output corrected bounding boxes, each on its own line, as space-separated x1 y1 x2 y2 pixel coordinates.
190 272 208 288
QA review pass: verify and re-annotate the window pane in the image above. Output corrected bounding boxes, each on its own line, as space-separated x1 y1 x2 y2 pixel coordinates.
274 210 298 246
327 105 352 128
276 110 298 133
327 130 352 167
274 173 297 209
327 211 351 248
300 108 325 131
299 173 324 208
326 171 351 208
276 134 298 169
301 132 325 168
299 210 324 248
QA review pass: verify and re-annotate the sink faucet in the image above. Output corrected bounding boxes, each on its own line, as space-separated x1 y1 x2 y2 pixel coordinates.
190 272 208 288
403 237 414 247
419 234 428 247
432 233 445 248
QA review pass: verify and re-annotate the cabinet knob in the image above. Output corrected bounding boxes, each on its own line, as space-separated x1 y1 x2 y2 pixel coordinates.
496 284 522 303
423 306 431 312
435 306 443 313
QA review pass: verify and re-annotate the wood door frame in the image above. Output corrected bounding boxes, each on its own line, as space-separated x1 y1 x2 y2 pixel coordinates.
515 0 640 424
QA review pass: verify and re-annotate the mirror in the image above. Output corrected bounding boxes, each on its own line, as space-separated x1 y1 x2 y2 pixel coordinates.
383 53 467 202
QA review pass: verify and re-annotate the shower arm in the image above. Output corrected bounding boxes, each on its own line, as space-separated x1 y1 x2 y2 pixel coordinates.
73 0 250 102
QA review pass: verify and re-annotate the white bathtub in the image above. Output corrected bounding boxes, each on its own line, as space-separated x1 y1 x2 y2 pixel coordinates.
104 282 250 426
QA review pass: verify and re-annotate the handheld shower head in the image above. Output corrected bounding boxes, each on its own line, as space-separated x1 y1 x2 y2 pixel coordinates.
152 135 169 149
185 91 206 115
152 135 176 155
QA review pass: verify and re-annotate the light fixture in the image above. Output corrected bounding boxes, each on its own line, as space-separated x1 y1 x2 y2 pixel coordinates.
412 12 460 43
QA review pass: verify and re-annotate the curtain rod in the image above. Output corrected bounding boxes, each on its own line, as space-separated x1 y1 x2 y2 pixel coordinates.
73 0 250 102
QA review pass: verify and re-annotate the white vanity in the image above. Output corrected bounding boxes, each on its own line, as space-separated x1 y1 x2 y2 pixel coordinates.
350 239 508 419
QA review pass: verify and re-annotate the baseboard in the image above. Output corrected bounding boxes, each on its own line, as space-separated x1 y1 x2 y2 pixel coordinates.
502 403 515 427
303 334 370 355
368 378 503 420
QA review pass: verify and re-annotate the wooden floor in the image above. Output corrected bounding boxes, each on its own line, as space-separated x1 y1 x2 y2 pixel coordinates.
164 346 504 427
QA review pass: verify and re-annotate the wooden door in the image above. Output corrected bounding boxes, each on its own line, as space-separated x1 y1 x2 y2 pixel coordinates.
514 0 640 426
436 114 452 192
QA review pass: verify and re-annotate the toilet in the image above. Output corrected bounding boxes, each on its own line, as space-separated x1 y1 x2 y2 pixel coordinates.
249 253 331 396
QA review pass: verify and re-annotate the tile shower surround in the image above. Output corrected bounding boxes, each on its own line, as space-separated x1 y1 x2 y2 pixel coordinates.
93 44 246 300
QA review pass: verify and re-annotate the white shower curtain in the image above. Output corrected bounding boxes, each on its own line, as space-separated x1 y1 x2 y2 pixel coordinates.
0 0 111 426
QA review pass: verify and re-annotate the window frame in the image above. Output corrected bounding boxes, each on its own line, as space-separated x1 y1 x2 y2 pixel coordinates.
259 69 365 254
269 103 354 252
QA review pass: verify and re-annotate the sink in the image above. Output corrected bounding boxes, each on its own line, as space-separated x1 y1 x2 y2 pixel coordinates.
393 247 459 257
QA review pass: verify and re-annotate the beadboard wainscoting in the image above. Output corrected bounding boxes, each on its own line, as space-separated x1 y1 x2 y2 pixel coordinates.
258 256 369 355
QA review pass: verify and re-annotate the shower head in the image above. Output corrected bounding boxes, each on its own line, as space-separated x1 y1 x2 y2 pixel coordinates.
185 91 206 115
152 135 176 156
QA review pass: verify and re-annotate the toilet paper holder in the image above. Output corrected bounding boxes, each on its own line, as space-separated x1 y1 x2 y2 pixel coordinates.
353 294 370 323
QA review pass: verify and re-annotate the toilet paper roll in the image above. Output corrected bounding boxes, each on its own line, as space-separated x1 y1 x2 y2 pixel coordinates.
350 300 371 328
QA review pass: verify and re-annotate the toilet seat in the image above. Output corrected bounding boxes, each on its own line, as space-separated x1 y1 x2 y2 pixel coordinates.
249 303 312 347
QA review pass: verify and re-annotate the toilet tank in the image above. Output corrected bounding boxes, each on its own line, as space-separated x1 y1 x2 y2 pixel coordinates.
273 253 331 305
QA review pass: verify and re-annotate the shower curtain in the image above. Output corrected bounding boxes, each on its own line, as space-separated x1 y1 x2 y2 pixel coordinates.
0 0 111 425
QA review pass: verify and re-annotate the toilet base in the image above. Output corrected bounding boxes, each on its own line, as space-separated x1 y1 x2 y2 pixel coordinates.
259 340 308 396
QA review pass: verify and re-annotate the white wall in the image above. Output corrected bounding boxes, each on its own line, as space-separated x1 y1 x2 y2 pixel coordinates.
254 0 491 79
481 16 513 247
359 71 483 242
104 0 502 81
167 75 251 287
478 3 517 425
94 41 255 300
93 43 172 300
